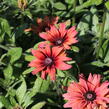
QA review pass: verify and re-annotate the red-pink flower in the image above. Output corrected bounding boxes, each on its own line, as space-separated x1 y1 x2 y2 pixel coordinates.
28 46 72 80
40 23 78 49
63 73 109 109
38 41 49 49
25 16 59 34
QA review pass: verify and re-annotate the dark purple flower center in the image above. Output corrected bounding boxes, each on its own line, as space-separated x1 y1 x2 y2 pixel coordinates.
55 39 63 45
44 57 53 65
84 91 96 101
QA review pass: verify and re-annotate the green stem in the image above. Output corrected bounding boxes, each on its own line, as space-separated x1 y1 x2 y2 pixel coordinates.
0 44 8 51
96 10 106 59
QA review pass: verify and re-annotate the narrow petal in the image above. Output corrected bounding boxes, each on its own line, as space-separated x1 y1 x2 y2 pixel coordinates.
32 66 45 75
31 49 45 59
52 46 63 57
41 71 46 79
46 66 56 80
55 61 72 70
49 25 59 37
39 33 48 40
56 56 72 61
59 23 67 37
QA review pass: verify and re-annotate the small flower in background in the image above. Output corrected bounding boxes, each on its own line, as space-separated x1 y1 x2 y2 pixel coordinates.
28 46 72 80
25 16 59 34
38 41 49 49
18 0 27 11
63 73 109 109
40 23 78 50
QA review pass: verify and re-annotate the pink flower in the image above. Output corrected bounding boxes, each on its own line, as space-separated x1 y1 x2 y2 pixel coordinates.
40 23 78 49
25 16 59 34
38 41 49 49
28 46 72 80
63 73 109 109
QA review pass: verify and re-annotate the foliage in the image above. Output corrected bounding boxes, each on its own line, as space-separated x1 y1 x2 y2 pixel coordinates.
0 0 109 109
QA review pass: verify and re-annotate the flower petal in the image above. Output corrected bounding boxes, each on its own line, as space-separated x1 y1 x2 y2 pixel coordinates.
32 66 45 75
31 49 45 59
55 61 72 70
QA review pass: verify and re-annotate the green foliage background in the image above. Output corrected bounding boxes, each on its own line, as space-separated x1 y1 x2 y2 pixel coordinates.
0 0 109 109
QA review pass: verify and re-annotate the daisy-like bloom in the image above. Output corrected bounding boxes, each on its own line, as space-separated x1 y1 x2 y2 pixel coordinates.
63 73 109 109
39 23 78 50
25 16 59 34
28 46 72 80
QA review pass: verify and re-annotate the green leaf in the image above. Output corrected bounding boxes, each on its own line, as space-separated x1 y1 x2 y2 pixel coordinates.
23 9 32 20
91 61 105 67
30 77 50 97
71 46 79 52
65 0 74 4
29 77 43 97
0 101 3 108
23 67 35 74
57 70 65 77
31 101 46 109
105 1 109 10
25 55 35 61
77 12 91 35
0 96 12 109
9 96 17 106
104 12 109 33
16 78 27 105
0 17 11 36
67 61 76 64
7 47 22 64
40 79 50 93
3 64 13 80
22 91 33 108
89 0 103 5
54 2 66 10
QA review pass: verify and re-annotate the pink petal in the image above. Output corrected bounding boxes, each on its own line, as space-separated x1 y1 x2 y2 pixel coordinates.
45 46 51 57
31 49 45 59
32 66 45 75
63 101 73 108
46 66 56 80
63 44 71 49
56 56 72 61
55 61 72 70
39 33 48 40
41 71 46 79
52 46 63 57
59 23 67 37
49 25 59 37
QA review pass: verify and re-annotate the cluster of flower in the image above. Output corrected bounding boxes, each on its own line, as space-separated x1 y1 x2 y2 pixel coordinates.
25 16 109 109
25 16 78 80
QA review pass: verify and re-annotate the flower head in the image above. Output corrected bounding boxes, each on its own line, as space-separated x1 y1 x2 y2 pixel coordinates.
25 16 59 34
29 46 72 80
38 41 49 49
40 23 78 49
63 73 109 109
18 0 27 10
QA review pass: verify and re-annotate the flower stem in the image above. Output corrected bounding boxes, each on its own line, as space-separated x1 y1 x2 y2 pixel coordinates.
96 10 106 59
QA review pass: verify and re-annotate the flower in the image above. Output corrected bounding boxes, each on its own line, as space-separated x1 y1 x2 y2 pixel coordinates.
18 0 27 10
28 46 72 80
25 16 59 34
38 41 49 49
63 73 109 109
39 23 78 50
